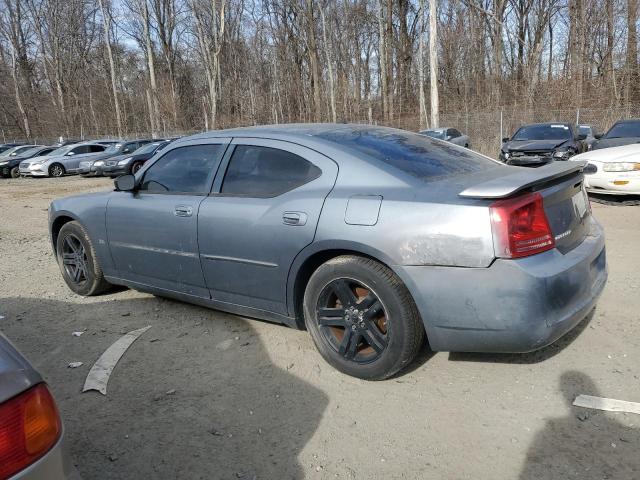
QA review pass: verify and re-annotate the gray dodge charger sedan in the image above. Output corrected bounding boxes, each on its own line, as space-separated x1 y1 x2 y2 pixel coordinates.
48 124 607 380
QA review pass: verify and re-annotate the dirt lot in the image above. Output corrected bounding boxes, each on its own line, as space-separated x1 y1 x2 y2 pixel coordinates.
1 176 639 480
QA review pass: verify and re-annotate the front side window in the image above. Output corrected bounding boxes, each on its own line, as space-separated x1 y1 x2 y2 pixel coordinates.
140 144 223 194
90 145 106 153
221 145 322 197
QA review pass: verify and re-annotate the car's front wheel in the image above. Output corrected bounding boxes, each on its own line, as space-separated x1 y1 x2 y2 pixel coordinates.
56 221 111 296
49 163 65 177
304 255 424 380
10 166 20 178
131 161 144 174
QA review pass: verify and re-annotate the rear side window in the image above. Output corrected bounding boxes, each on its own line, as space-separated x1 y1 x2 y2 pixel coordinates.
72 146 91 154
316 128 493 181
140 144 223 194
221 145 321 197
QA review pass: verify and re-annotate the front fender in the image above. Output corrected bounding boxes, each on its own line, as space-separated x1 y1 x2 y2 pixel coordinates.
49 192 115 275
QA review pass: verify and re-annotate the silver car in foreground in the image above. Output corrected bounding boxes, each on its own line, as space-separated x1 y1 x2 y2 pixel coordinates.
0 334 78 479
48 124 607 379
20 143 107 177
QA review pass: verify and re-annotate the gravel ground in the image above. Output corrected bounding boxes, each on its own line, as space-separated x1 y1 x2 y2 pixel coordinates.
1 176 639 480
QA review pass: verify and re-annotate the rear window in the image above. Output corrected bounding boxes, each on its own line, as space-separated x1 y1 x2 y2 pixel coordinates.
316 128 492 181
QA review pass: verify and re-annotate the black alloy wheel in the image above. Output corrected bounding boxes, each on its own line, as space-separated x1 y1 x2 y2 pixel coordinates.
316 278 388 363
304 255 424 380
61 233 89 285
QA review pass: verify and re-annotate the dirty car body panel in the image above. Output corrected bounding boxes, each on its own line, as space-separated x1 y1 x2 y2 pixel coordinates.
49 124 607 353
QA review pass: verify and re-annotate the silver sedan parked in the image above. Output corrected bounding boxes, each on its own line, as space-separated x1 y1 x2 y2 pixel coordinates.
48 124 606 380
418 127 471 148
19 143 107 177
0 334 78 479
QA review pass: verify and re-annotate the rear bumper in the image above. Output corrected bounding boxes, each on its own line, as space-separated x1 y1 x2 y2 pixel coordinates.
397 218 607 352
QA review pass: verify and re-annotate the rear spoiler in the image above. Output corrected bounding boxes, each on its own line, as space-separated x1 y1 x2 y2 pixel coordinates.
459 161 586 199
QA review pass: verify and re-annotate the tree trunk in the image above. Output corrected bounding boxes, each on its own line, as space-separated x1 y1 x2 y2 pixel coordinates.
98 0 123 138
429 0 439 127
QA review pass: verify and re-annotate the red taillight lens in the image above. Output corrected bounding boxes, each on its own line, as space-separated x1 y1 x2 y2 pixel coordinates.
0 384 61 480
490 192 555 258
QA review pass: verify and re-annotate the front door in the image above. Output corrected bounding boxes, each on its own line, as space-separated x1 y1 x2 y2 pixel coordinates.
106 141 229 297
198 138 338 315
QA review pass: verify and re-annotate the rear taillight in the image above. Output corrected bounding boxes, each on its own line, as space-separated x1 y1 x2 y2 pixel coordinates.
0 383 61 480
490 192 555 259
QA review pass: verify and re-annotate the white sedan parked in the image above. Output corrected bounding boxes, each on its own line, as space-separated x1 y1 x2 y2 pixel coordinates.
571 144 640 195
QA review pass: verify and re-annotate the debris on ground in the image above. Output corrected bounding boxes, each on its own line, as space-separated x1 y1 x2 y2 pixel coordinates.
68 361 83 368
82 325 152 395
573 395 640 415
72 331 85 337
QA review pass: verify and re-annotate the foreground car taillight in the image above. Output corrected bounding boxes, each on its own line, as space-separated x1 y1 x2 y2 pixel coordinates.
490 192 555 259
0 384 62 480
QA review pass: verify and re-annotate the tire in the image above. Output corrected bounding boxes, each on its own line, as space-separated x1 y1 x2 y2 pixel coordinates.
303 255 424 380
10 166 20 178
49 163 65 177
56 221 111 296
131 161 144 174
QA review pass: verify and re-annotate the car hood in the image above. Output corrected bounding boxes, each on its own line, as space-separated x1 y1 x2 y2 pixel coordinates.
0 333 42 403
90 151 122 161
572 143 640 163
503 139 570 152
592 137 640 150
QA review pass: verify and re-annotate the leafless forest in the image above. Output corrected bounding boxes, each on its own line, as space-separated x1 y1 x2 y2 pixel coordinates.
0 0 638 154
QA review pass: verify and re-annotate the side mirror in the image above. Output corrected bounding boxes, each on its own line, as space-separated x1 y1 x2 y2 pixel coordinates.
114 174 136 192
66 151 75 156
577 134 587 141
502 137 510 143
445 135 452 141
594 133 603 139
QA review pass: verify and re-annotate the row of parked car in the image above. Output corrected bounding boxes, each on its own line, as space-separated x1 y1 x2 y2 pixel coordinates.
420 119 640 197
0 137 178 179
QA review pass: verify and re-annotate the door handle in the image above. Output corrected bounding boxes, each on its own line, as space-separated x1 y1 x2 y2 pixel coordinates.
283 211 307 226
174 205 193 217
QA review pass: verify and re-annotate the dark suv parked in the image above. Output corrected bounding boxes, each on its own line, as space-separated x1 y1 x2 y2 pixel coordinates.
500 122 587 167
100 140 171 177
78 139 155 176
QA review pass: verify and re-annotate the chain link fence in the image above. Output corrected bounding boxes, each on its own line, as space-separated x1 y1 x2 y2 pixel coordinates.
3 106 640 159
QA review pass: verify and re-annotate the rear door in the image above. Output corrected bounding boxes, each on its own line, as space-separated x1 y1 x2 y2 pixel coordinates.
106 140 229 296
198 138 338 315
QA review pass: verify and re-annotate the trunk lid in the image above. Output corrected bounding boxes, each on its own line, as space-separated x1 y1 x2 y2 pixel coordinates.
460 161 591 254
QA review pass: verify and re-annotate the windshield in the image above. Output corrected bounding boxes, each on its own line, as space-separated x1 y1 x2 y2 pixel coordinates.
104 143 123 154
420 130 446 140
316 128 495 182
604 121 640 139
134 142 164 155
578 126 592 137
512 124 572 141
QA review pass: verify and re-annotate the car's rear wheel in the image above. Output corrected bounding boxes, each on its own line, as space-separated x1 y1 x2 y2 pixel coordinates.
49 163 65 177
56 221 111 296
131 161 144 174
303 255 424 380
10 166 20 178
